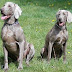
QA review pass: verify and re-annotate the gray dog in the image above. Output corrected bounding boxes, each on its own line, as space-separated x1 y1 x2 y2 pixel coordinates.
1 2 35 70
40 10 72 63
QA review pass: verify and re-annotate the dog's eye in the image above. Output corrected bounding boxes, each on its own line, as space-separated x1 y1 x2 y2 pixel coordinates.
58 14 60 17
8 5 11 7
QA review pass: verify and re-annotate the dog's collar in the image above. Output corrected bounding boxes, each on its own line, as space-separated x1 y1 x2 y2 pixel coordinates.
5 19 19 26
55 24 66 30
55 24 62 30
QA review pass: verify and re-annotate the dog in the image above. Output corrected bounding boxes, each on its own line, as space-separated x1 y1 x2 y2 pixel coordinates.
40 10 72 63
0 2 35 70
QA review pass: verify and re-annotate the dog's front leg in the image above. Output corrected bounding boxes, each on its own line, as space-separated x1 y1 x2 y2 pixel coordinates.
3 45 8 70
63 42 67 63
48 42 53 63
18 40 24 69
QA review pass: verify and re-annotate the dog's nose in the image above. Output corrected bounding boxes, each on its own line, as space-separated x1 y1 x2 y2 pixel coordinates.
59 18 61 22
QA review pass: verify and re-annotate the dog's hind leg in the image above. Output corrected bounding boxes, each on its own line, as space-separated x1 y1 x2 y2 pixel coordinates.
25 44 35 66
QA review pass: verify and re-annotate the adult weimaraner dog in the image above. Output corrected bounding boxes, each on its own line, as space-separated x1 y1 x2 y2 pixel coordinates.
40 10 72 63
0 2 35 70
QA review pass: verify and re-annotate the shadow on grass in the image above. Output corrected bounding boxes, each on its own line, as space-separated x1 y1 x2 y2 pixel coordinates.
0 56 18 69
0 56 4 69
37 56 42 61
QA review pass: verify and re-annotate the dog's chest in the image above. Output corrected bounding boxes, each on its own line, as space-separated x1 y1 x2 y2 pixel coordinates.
2 25 18 52
2 25 15 42
55 30 68 44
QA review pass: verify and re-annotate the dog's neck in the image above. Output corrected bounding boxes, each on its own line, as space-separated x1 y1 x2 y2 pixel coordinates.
55 22 67 30
4 15 17 24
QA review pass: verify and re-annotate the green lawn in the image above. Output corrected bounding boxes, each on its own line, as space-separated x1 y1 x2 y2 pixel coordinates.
0 0 72 72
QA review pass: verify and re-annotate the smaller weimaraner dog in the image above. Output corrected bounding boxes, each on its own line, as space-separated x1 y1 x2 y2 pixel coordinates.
40 10 72 63
1 2 35 70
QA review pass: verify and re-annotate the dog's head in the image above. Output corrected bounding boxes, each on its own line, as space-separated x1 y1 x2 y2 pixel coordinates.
1 2 22 20
56 10 72 26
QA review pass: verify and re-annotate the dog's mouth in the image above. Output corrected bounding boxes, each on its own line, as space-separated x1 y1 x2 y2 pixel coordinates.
1 12 11 20
58 22 65 26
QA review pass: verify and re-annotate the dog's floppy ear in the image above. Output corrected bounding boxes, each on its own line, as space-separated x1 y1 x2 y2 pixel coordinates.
14 4 22 19
67 11 72 23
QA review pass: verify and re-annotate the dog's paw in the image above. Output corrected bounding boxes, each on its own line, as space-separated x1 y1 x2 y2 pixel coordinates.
26 61 30 67
4 66 8 70
18 65 23 70
48 61 50 64
26 62 30 67
4 63 8 70
63 60 66 64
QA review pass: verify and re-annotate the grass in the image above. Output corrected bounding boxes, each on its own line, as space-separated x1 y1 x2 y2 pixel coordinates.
0 0 72 72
